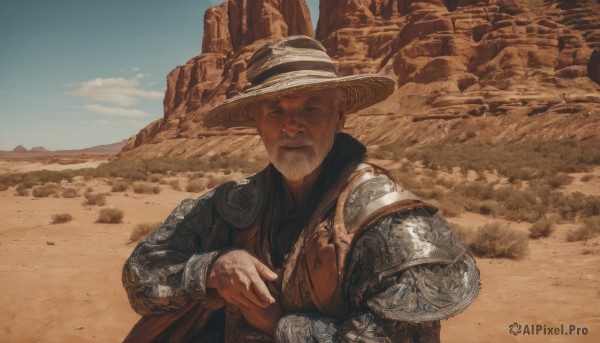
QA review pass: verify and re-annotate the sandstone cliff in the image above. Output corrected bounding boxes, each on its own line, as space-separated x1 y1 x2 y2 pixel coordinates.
122 0 313 157
120 0 600 160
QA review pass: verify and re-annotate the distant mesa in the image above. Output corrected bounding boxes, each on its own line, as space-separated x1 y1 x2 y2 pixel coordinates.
30 146 49 152
2 140 126 156
12 145 28 153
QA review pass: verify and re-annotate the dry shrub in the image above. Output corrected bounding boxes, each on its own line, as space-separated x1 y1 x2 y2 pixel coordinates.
111 180 129 192
186 179 207 193
449 222 475 246
147 174 163 183
581 174 594 182
415 185 445 201
391 170 422 193
132 183 161 194
390 140 600 180
62 188 79 198
207 176 222 189
33 170 74 183
129 221 162 243
32 184 59 198
169 180 181 191
189 172 205 179
84 192 106 206
381 141 600 224
209 175 236 188
97 208 124 223
436 198 464 217
51 213 73 224
528 215 559 239
469 222 529 259
441 193 480 217
456 181 495 201
0 173 24 190
433 176 456 189
17 180 37 191
548 173 574 189
16 188 30 196
494 186 542 223
479 200 500 216
556 192 600 220
566 216 600 242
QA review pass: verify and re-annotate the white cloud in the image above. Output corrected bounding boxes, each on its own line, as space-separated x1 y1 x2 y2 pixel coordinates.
135 73 151 79
71 77 162 106
131 66 141 72
84 104 149 117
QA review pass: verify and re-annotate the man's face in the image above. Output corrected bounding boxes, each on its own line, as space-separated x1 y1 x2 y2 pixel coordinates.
254 89 346 181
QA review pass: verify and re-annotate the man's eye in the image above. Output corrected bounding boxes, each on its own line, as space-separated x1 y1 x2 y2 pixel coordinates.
304 107 321 113
268 109 283 117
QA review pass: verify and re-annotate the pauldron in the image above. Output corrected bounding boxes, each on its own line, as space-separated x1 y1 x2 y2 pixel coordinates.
343 165 435 234
342 166 479 322
214 172 266 229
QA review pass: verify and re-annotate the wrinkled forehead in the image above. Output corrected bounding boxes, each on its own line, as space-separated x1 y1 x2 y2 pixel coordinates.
261 89 340 109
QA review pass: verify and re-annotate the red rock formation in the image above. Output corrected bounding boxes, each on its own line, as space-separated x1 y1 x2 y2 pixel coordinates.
121 0 600 160
316 0 600 122
123 0 314 152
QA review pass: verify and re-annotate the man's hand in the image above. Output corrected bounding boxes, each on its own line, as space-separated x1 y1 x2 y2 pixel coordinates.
206 249 281 334
239 299 282 336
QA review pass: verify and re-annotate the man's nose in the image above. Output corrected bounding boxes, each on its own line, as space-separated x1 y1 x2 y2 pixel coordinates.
280 112 303 137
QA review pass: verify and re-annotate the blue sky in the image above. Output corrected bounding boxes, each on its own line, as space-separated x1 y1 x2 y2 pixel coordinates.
0 0 319 150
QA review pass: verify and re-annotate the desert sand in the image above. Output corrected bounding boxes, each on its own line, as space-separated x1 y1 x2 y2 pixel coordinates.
0 160 599 343
0 160 109 174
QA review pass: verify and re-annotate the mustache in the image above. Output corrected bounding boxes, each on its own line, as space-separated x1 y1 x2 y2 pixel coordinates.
277 134 314 148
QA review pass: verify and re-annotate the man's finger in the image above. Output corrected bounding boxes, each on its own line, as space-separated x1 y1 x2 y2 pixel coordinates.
252 256 278 281
221 274 273 309
250 277 276 307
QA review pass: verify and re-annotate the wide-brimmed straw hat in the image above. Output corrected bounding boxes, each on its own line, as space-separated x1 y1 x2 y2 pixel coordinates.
203 35 396 128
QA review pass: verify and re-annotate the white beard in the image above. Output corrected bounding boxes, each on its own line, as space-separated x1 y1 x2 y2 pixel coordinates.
266 133 334 181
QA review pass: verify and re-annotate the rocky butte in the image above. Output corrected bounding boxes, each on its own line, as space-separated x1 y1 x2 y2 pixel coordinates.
119 0 600 160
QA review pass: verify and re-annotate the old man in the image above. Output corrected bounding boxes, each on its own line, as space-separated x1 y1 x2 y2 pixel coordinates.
122 35 479 342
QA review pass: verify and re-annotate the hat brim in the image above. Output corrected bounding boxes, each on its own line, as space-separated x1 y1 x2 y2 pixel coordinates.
203 74 397 128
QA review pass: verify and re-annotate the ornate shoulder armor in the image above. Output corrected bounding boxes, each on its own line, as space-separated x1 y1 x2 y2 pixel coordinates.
214 172 266 229
343 163 435 234
346 209 480 322
339 164 479 322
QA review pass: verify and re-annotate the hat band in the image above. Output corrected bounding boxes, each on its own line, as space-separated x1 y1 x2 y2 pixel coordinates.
250 60 337 86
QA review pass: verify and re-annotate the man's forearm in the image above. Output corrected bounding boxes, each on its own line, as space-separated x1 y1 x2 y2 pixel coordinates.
123 249 224 316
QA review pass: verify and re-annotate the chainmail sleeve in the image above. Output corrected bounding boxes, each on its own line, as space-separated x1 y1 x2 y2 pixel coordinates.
274 207 479 343
122 189 224 316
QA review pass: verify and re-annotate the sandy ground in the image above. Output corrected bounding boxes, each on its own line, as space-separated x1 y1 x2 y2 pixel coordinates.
0 163 599 342
0 160 109 174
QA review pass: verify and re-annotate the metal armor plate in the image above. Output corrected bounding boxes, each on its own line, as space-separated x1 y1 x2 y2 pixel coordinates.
214 174 265 229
